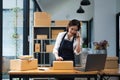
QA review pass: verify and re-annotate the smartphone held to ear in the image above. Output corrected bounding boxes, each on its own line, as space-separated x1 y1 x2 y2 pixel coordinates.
74 32 80 38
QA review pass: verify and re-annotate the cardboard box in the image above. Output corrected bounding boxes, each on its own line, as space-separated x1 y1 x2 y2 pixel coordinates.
51 30 64 39
53 61 73 70
46 45 54 52
104 57 118 69
52 30 64 35
52 35 58 39
34 12 51 27
55 20 69 27
35 43 40 52
10 59 38 71
34 19 51 27
34 12 51 19
37 35 47 39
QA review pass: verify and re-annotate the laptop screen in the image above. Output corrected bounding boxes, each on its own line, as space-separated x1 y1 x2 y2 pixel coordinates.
84 54 107 71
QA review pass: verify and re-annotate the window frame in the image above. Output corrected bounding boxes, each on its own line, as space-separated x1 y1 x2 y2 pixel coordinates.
116 12 120 63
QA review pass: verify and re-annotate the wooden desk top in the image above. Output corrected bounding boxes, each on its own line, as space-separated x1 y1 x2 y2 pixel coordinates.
100 68 120 75
8 67 98 75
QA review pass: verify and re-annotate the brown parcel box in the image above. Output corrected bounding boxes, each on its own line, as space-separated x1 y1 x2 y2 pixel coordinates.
55 20 69 27
53 61 73 70
34 12 51 27
37 35 47 39
35 43 40 52
10 59 38 71
46 45 54 52
104 57 118 69
52 30 64 39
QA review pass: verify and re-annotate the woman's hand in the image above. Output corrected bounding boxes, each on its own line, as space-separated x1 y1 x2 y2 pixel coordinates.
76 32 80 38
56 56 63 61
75 32 81 53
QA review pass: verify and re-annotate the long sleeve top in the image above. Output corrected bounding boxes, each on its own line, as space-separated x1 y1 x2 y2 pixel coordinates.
53 32 82 56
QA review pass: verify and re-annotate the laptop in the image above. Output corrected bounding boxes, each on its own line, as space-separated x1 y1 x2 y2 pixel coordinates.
76 54 107 72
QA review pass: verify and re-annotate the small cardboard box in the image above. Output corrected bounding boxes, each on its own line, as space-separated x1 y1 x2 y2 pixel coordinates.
34 12 51 19
53 61 73 70
51 30 64 35
55 20 69 27
35 43 40 52
51 30 64 39
10 59 38 71
52 35 58 39
34 12 51 27
34 19 51 27
37 35 47 39
46 45 54 52
104 57 118 69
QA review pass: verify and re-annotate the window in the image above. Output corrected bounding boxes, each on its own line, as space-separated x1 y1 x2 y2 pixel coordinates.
117 12 120 63
3 0 23 79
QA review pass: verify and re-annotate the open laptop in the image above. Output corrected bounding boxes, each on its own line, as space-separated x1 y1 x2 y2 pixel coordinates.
76 54 107 72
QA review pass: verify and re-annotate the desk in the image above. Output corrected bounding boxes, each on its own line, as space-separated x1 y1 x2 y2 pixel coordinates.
100 69 120 80
9 67 98 80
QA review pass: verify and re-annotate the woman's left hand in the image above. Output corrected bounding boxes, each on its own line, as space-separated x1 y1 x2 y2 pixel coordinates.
76 32 80 38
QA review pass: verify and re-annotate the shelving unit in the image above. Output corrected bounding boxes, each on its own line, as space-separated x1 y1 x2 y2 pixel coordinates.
33 26 66 66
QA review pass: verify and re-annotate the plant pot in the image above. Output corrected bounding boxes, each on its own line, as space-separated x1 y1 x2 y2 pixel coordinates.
94 49 107 54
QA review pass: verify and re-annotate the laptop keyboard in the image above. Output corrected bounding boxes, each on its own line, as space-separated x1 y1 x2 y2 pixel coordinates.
75 67 86 71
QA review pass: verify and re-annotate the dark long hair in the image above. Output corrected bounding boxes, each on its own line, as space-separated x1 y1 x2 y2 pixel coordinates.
66 19 81 32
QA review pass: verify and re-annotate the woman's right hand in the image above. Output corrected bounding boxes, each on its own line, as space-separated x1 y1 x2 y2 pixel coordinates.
56 56 63 61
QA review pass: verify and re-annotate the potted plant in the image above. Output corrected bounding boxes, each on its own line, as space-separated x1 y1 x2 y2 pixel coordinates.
93 40 109 54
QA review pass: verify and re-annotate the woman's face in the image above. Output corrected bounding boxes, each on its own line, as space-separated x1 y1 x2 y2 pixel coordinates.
68 26 78 36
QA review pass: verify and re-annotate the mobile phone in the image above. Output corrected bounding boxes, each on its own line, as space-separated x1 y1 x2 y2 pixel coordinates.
74 33 77 38
74 31 80 38
74 32 77 38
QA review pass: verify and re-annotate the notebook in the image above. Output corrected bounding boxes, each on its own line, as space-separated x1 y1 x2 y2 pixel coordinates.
76 54 107 72
52 61 73 70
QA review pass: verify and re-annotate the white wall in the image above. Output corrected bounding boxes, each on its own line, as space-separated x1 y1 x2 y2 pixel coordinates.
94 0 116 56
116 0 120 13
51 0 94 20
39 0 94 21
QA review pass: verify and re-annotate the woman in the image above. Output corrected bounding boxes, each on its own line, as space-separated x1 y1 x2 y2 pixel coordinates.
53 19 82 80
